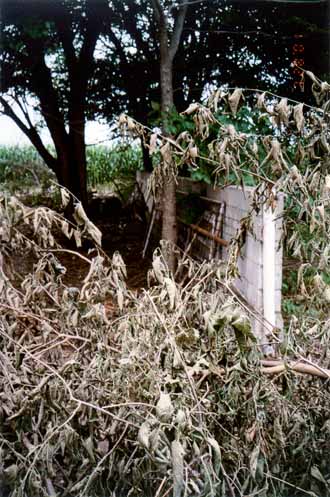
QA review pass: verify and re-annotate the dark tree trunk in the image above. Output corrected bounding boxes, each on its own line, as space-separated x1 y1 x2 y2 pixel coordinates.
152 0 187 273
0 0 106 209
141 137 153 172
159 54 177 272
56 137 88 207
68 103 88 207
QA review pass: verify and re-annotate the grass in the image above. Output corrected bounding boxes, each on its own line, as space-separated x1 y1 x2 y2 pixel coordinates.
86 143 142 187
86 143 143 201
0 145 54 192
0 143 143 202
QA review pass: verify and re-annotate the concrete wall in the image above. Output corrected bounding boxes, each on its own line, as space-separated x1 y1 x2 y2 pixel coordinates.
206 185 284 346
137 172 284 343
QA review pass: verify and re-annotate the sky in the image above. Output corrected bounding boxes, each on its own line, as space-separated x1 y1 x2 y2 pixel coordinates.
0 113 112 147
0 114 31 145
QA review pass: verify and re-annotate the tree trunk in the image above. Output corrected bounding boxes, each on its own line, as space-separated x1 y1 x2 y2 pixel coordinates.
56 141 88 208
160 55 177 272
69 109 88 208
141 137 153 172
152 0 187 273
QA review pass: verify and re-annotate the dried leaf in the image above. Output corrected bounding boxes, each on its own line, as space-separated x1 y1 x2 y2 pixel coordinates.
249 444 260 480
164 277 176 309
156 393 174 422
149 133 158 155
83 436 95 463
324 175 330 194
317 205 325 221
4 464 18 481
70 309 79 327
61 220 71 239
60 188 70 208
112 251 127 278
160 142 172 166
228 89 243 116
138 421 152 450
73 229 82 248
73 202 89 226
171 440 184 497
97 439 109 456
207 436 221 467
293 103 304 132
246 423 257 442
323 286 330 303
183 103 199 115
86 221 102 246
127 116 136 131
152 256 166 283
321 81 330 92
275 98 291 126
256 92 267 111
46 479 57 497
149 426 161 453
175 409 186 428
118 113 127 126
173 347 182 368
188 145 198 160
212 88 223 112
305 70 319 85
117 288 124 311
311 466 328 487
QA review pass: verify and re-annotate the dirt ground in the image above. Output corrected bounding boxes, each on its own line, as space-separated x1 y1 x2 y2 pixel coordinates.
97 214 153 288
7 201 154 291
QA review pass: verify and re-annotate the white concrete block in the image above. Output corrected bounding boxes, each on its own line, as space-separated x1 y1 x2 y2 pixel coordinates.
137 172 284 336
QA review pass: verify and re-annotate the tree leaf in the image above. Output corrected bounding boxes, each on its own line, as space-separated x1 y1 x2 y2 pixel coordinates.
311 466 329 488
73 202 89 226
228 89 243 116
164 277 176 309
293 103 304 132
183 103 199 115
152 256 166 283
86 221 102 246
171 440 184 497
73 229 82 248
156 393 174 422
60 188 70 208
249 444 260 480
256 92 267 111
117 288 124 311
149 133 158 155
275 98 290 125
138 421 152 450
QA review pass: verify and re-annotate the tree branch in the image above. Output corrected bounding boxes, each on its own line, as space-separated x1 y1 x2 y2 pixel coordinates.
56 15 77 82
169 0 188 61
126 2 154 56
150 0 164 24
24 38 69 151
78 0 106 79
9 93 35 130
0 96 58 172
261 359 330 380
105 30 128 66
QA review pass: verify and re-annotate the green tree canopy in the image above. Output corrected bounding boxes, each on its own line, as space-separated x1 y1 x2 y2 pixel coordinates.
1 0 110 204
0 0 329 200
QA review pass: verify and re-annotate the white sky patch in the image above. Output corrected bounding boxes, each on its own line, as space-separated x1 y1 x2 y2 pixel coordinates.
0 114 31 145
85 120 114 146
0 113 113 147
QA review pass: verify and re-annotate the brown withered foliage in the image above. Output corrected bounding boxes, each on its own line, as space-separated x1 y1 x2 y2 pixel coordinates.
1 71 330 496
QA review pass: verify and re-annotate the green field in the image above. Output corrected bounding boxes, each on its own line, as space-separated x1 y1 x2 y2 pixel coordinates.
0 144 143 199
